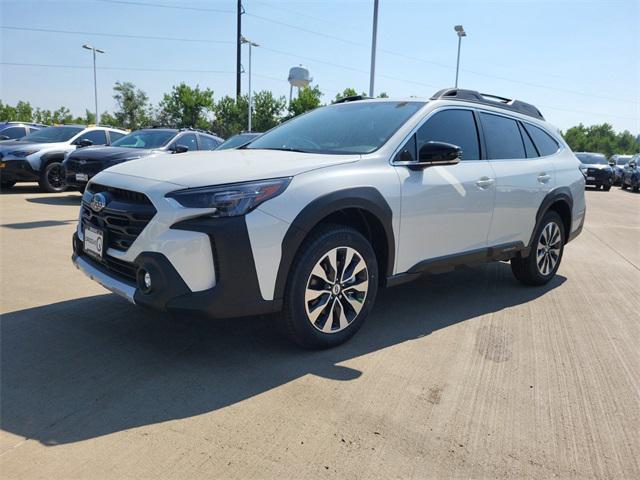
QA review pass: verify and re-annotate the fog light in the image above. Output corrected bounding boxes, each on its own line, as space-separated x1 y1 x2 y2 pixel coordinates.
143 272 152 289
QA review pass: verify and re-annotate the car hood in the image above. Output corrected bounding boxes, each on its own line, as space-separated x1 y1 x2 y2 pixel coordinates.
101 149 361 187
0 141 67 153
68 146 156 162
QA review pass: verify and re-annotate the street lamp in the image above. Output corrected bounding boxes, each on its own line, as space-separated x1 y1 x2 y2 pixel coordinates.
82 44 105 124
241 36 259 132
454 25 466 88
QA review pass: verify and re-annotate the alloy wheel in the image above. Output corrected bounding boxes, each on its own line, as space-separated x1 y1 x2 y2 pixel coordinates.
47 164 64 189
536 221 561 276
304 246 369 333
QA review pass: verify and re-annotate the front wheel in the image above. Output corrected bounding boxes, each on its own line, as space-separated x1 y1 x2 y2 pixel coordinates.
38 162 67 193
603 183 612 191
511 211 565 286
279 225 379 349
621 182 628 190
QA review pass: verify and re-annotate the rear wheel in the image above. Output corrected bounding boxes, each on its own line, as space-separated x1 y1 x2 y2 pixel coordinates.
279 225 378 349
38 161 67 193
511 211 564 286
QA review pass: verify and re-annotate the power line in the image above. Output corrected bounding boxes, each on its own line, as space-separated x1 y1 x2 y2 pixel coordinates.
0 62 234 75
0 25 233 44
95 0 233 13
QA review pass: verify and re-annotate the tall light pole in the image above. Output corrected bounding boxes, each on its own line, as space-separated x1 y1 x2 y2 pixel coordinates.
241 36 259 132
369 0 379 97
82 44 105 124
454 25 466 88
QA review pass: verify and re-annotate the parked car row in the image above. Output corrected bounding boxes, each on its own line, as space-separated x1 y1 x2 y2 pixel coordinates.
620 154 640 192
0 124 265 192
575 151 640 192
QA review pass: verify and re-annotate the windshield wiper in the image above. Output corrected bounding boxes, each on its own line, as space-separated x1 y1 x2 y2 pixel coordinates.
252 147 313 153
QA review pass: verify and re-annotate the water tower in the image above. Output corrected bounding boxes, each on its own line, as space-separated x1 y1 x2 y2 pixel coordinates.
287 65 312 104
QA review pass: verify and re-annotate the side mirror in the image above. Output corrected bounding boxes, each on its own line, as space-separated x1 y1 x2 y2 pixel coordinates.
412 141 461 169
630 162 637 169
171 144 189 154
0 135 9 141
76 138 93 148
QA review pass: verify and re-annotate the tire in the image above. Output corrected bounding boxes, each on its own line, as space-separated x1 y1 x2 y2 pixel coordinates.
633 183 639 193
621 182 627 190
0 180 16 190
511 211 565 286
603 183 611 191
38 161 67 193
278 224 379 349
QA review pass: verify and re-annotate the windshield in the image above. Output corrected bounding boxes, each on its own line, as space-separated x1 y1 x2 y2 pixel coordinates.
576 153 608 165
217 133 259 150
111 130 176 149
247 101 425 154
22 126 83 143
616 156 632 165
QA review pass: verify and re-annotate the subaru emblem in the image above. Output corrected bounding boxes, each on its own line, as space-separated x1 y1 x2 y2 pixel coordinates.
90 193 107 212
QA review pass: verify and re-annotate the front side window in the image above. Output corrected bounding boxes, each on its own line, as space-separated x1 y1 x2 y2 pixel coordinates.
199 135 221 150
247 101 425 154
416 109 480 160
22 126 83 143
174 133 198 152
0 126 26 139
111 130 176 149
480 113 526 160
76 129 107 146
523 123 559 157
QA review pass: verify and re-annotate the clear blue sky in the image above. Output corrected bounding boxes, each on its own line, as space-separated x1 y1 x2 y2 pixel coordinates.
1 0 638 133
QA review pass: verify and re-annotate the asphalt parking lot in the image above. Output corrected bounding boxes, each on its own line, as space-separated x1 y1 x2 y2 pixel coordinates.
0 185 638 479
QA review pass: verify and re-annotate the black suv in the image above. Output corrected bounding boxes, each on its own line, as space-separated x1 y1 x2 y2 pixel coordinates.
63 127 223 190
576 152 613 190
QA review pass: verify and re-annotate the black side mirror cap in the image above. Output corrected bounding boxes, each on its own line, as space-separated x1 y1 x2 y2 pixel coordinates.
172 144 189 154
409 141 461 170
76 138 93 148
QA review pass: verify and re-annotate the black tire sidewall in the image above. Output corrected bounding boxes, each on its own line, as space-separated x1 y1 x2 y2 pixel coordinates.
283 226 379 349
40 162 67 193
528 211 565 283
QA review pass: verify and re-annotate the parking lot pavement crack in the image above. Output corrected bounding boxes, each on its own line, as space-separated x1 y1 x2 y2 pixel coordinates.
582 226 640 272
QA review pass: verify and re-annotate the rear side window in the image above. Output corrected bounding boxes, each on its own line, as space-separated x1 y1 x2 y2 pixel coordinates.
480 113 525 160
78 129 108 146
0 126 26 139
109 131 126 143
416 109 480 160
174 133 198 152
518 122 539 158
523 123 559 157
199 135 221 150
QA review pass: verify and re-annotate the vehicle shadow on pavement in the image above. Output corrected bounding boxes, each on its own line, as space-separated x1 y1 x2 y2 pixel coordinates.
0 262 565 446
26 195 82 206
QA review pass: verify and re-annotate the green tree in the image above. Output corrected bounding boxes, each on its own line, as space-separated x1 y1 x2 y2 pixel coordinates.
52 106 73 124
212 95 248 138
0 101 17 121
288 85 323 118
14 101 33 122
377 92 389 98
158 83 215 129
32 108 53 125
252 90 286 132
99 111 119 128
113 81 150 129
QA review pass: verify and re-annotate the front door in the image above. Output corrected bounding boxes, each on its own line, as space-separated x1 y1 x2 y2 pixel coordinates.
394 108 495 273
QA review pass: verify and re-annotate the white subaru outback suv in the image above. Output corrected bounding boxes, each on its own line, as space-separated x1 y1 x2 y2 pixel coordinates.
72 88 586 348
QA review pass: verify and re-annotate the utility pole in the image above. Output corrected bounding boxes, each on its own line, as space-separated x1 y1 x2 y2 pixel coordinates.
241 36 259 132
368 0 379 98
82 44 104 124
236 0 243 99
454 25 466 88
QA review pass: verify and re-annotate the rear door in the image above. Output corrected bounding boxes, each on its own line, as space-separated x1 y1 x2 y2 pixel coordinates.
480 112 556 248
394 108 496 272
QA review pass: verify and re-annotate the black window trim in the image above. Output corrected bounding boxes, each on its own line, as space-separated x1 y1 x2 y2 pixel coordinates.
520 120 561 158
517 121 540 158
391 106 484 166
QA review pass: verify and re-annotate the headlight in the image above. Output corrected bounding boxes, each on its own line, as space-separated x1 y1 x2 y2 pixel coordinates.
11 150 38 157
166 177 292 216
579 165 587 176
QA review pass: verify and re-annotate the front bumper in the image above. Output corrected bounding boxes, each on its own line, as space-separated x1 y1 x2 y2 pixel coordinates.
63 159 104 189
583 168 612 186
0 159 39 182
72 214 283 318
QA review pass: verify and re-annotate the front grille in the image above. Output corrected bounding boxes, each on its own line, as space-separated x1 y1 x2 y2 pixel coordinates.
65 158 104 176
82 185 156 251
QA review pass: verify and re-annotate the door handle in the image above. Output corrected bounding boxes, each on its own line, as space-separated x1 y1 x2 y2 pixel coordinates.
475 177 495 189
537 173 551 183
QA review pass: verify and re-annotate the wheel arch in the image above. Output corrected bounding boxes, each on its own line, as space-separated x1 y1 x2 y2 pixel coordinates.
524 187 573 256
273 187 395 299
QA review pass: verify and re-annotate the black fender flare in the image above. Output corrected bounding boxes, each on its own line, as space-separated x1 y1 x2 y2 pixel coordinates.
273 187 395 300
523 187 573 256
39 151 67 172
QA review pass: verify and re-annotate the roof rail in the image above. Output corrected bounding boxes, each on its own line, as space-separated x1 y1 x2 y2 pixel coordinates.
430 88 545 120
333 95 371 104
